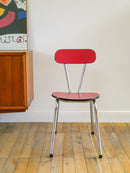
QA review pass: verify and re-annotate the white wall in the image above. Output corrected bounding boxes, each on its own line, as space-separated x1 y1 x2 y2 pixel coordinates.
1 0 130 122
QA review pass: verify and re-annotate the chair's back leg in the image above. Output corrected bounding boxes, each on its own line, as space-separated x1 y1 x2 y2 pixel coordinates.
55 100 60 133
90 101 94 134
93 100 102 158
50 99 58 157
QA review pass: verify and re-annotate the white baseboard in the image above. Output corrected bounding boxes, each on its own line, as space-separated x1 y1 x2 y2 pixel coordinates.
0 111 130 122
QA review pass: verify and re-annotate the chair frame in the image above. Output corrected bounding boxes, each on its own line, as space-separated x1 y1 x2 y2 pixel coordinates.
50 50 102 158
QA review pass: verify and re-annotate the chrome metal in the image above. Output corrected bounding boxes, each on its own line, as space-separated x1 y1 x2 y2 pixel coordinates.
64 64 71 92
50 100 58 156
55 100 60 133
90 101 94 134
78 64 86 93
93 100 102 157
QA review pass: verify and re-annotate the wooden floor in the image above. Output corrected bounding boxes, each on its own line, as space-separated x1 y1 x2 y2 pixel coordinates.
0 123 129 173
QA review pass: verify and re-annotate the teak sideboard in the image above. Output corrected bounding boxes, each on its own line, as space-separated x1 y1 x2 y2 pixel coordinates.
0 51 34 113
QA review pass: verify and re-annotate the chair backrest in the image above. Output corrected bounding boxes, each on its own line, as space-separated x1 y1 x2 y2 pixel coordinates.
54 49 96 93
55 49 96 64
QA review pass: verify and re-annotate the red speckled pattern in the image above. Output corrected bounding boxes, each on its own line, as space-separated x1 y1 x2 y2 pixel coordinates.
52 92 99 101
55 49 96 64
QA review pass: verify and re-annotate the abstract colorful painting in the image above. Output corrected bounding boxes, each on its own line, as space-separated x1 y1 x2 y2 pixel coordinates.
0 0 27 50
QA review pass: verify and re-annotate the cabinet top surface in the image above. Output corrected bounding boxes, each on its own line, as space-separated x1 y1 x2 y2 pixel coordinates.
0 51 32 55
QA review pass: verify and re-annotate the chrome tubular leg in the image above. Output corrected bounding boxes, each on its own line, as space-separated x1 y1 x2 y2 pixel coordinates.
93 100 102 158
90 101 94 134
50 100 58 157
55 100 59 134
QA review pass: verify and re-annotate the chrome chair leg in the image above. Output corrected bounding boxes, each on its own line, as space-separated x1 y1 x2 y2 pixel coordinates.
55 100 59 134
90 101 94 134
50 99 58 157
93 100 102 158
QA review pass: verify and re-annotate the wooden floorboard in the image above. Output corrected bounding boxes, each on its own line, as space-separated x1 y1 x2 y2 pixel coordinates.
0 122 129 173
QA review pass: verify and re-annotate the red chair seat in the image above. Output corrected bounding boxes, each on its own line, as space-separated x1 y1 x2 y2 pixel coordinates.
52 92 99 101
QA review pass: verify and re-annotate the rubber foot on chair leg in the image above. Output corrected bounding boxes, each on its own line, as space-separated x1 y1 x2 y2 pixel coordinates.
91 132 94 134
50 154 53 157
55 131 57 134
99 155 102 158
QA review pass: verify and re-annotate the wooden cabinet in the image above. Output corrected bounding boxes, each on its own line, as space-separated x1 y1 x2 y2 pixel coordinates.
0 51 34 113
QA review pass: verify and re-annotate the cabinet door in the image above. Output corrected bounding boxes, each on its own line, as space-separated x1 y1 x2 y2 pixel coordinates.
0 54 25 111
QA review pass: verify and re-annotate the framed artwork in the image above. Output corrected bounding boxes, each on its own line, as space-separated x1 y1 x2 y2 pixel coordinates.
0 0 27 50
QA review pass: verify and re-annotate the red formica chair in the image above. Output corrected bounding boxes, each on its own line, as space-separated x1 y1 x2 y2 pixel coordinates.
50 49 102 158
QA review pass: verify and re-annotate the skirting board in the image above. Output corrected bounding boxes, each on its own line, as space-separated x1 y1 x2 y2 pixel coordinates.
0 111 130 122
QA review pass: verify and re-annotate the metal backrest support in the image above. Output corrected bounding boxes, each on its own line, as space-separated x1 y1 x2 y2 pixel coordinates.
55 49 96 93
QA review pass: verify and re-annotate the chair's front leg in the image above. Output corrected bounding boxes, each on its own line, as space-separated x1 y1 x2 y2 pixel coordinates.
50 99 58 157
55 100 60 134
90 100 94 134
93 100 102 158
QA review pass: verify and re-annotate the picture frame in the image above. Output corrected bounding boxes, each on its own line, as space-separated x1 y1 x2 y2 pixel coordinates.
0 0 28 51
